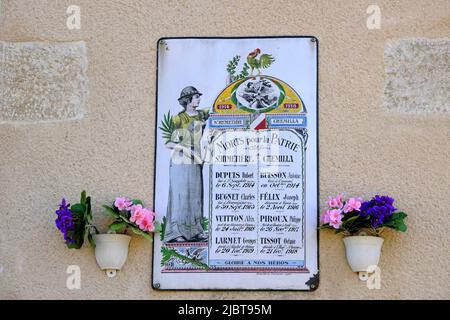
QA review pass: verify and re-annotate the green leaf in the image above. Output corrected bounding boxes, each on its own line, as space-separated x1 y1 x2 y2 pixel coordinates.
67 242 82 249
130 226 153 241
159 216 167 241
118 210 131 220
160 112 176 144
85 196 92 222
109 221 127 231
116 212 131 224
344 215 359 223
318 224 331 230
154 222 163 233
201 217 209 231
392 211 408 220
397 222 407 232
87 232 96 248
342 215 359 228
238 62 250 79
393 218 407 231
131 199 143 206
70 203 85 217
68 223 85 249
102 205 120 219
161 246 173 266
226 55 240 78
383 211 408 232
80 190 86 206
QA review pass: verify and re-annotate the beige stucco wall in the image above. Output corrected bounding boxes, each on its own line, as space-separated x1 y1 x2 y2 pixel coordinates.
0 0 449 299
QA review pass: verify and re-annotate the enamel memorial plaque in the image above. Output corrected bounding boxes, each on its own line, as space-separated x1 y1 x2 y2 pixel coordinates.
153 37 319 290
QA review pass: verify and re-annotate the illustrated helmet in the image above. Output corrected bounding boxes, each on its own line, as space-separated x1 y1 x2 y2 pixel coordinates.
178 86 203 101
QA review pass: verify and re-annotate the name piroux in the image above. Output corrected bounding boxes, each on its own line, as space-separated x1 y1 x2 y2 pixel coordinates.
215 215 290 222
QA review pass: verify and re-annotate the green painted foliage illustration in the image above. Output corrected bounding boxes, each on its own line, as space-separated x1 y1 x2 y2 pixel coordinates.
159 111 175 144
226 55 250 82
161 246 209 271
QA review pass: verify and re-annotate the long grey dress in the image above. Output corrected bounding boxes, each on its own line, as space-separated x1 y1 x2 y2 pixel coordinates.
164 110 208 242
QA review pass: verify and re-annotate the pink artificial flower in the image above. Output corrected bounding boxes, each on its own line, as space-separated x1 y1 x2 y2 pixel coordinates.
328 209 344 229
329 214 343 229
343 197 362 213
336 194 344 207
114 197 132 211
320 211 331 224
130 205 155 232
138 209 155 232
328 209 342 220
130 204 145 224
327 194 344 209
142 207 155 220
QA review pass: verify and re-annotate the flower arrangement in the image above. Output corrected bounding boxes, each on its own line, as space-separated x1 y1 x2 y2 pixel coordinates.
102 197 159 241
55 191 158 248
320 194 407 236
55 192 159 276
55 191 97 248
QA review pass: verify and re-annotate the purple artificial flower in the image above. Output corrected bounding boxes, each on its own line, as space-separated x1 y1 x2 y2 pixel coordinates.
360 195 397 227
55 198 75 244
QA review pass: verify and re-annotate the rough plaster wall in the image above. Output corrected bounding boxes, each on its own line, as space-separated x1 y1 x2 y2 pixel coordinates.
384 38 449 114
0 0 449 299
0 41 87 122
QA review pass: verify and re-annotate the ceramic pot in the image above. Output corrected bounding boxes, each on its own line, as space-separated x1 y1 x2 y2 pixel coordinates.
93 234 131 277
343 236 384 272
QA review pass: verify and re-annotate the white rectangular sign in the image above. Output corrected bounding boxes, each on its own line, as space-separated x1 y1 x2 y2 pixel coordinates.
153 37 318 290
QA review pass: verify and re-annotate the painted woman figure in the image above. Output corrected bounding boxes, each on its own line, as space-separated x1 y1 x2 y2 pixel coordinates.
164 86 209 243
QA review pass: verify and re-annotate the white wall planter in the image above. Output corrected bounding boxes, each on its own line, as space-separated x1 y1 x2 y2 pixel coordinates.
93 234 131 277
343 236 384 279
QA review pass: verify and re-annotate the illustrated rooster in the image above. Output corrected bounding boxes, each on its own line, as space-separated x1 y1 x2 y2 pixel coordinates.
247 48 275 76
